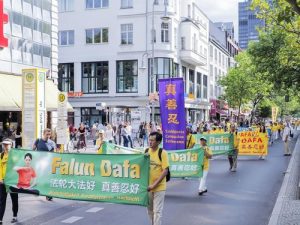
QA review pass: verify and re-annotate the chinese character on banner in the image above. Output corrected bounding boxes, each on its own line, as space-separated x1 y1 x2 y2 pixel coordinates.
166 99 177 110
168 114 179 124
159 78 186 150
165 84 176 95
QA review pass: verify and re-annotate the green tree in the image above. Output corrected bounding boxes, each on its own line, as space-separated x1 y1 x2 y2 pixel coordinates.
249 0 300 93
220 52 272 121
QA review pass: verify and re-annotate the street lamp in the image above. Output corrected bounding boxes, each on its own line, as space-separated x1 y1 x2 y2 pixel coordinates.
150 0 170 123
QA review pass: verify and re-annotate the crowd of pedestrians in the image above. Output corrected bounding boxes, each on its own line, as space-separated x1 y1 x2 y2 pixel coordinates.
0 117 299 225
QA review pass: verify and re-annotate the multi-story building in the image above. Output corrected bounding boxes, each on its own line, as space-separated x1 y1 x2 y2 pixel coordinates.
214 22 235 39
0 0 60 134
238 0 270 49
58 0 210 126
209 21 240 120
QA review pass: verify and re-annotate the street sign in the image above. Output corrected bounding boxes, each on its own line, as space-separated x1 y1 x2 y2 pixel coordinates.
68 92 83 97
57 92 68 144
22 69 46 148
96 102 106 110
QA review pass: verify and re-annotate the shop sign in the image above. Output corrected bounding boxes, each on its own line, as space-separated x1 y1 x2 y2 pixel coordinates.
0 0 8 48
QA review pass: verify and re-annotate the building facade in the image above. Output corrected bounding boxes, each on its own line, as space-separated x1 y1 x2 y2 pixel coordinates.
238 0 270 49
209 21 240 120
58 0 210 126
0 0 59 138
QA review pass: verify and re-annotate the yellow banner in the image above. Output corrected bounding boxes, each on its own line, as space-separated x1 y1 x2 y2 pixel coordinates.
272 107 278 122
238 131 268 156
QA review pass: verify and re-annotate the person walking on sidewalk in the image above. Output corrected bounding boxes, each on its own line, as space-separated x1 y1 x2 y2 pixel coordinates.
198 137 212 195
282 122 292 156
0 139 18 224
146 132 169 225
32 128 57 201
228 125 239 171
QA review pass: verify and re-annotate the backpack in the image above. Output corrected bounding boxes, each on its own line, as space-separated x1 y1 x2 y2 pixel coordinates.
145 148 171 182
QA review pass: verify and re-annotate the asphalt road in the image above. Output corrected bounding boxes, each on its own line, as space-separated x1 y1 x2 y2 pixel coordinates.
2 135 298 225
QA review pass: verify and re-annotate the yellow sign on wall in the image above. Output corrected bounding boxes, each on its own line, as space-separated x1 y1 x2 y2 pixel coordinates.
238 131 268 156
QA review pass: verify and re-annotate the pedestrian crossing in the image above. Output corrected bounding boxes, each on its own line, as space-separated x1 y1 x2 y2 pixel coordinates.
61 207 104 224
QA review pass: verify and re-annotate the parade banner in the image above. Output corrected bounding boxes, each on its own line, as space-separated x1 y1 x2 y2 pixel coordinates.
5 149 149 206
194 133 234 155
168 148 204 178
272 107 279 122
159 78 186 150
105 142 143 154
238 131 268 156
104 143 204 178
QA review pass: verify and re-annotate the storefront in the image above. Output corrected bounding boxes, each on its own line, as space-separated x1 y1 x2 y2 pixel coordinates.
0 73 72 142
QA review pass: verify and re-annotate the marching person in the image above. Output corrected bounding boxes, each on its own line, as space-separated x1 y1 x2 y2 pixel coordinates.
282 122 292 156
95 130 105 154
0 139 19 224
228 125 239 171
146 132 169 225
186 126 196 149
198 137 212 195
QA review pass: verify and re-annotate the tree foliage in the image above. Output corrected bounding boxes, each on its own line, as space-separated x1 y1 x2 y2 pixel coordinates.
219 52 271 119
249 0 300 93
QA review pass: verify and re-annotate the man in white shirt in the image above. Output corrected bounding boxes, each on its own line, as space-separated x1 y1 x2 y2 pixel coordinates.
282 122 292 156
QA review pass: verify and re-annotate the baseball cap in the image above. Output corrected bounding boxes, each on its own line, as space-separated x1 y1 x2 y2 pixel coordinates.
200 136 207 141
99 129 105 134
2 138 12 145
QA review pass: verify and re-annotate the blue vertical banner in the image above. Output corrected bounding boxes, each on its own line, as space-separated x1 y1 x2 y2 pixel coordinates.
159 78 186 150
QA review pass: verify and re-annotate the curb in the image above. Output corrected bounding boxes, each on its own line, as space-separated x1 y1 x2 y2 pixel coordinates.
268 132 300 225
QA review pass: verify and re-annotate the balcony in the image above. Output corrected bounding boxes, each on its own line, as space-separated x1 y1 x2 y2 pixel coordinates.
180 49 207 66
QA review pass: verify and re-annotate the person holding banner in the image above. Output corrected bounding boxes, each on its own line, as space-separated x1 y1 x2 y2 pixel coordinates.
198 137 212 195
228 125 239 172
95 130 105 154
146 132 169 225
186 126 196 149
0 139 19 224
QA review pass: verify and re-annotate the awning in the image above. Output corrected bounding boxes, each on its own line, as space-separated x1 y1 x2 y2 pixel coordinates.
216 110 228 116
0 74 73 111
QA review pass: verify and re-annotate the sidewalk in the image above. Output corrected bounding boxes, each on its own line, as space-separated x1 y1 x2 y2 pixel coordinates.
268 131 300 225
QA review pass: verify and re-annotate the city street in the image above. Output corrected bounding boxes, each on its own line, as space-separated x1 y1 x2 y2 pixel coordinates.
2 136 297 225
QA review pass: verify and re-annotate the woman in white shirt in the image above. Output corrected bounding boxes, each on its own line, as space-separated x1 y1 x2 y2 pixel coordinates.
105 124 115 143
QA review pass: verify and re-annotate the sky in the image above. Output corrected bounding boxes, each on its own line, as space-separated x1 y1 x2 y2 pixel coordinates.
198 0 239 39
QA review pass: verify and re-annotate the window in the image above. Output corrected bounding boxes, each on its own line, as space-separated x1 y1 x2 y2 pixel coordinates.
181 37 185 50
81 108 105 127
182 66 187 93
12 12 22 37
59 0 74 12
82 62 109 93
121 0 133 8
209 46 214 61
59 30 74 46
203 75 208 99
86 0 109 9
189 69 194 95
58 63 74 92
23 40 33 65
23 16 33 40
173 63 179 77
85 28 108 44
121 24 133 45
214 49 217 63
149 58 174 91
196 72 202 99
161 23 169 43
117 60 138 93
174 28 177 49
